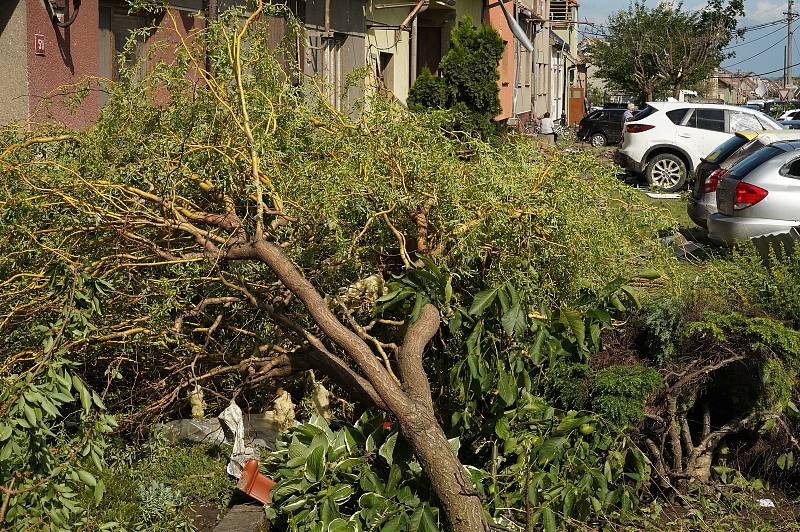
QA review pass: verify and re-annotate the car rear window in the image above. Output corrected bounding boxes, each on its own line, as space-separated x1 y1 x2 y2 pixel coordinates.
721 139 766 169
704 135 750 164
633 106 657 120
666 109 688 124
728 145 784 180
685 109 726 132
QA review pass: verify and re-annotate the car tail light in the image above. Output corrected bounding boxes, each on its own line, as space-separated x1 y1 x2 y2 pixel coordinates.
626 123 655 133
734 182 768 210
704 168 727 193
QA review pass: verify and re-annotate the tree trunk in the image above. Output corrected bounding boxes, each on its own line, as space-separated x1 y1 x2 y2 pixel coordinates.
398 404 487 532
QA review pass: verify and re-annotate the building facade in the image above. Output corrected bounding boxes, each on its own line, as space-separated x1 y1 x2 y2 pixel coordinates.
0 0 581 129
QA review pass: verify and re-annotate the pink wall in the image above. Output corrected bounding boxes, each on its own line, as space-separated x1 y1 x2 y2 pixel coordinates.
485 0 514 120
24 1 204 129
27 0 101 129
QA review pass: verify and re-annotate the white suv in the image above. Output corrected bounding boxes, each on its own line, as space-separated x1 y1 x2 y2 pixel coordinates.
615 102 781 191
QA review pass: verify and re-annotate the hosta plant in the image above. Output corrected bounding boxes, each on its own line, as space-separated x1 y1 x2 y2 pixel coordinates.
262 413 441 531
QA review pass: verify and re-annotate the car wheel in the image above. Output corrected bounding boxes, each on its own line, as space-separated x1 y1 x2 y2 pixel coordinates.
646 153 687 192
590 132 607 147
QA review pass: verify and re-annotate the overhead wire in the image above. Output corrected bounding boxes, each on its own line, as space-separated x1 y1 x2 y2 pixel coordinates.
723 33 789 68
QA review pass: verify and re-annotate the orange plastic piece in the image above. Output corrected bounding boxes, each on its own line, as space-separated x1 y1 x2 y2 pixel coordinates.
236 460 276 505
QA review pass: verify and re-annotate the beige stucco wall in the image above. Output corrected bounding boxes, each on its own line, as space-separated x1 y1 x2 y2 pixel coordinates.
0 0 29 124
364 2 411 104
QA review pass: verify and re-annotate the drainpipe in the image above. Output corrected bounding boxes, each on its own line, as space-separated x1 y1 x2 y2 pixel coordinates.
324 0 331 34
403 0 428 85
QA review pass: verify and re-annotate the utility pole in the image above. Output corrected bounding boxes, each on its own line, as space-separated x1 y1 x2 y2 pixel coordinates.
786 0 794 88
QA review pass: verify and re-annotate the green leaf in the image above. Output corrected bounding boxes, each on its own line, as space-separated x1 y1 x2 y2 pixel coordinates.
494 416 511 440
411 293 425 322
497 371 517 407
444 277 453 307
537 437 566 464
305 445 327 483
419 505 439 532
560 309 586 350
501 303 527 337
542 507 556 532
23 403 37 427
563 488 575 517
77 469 97 487
777 452 794 470
0 424 11 442
94 479 106 505
379 431 398 466
469 288 498 316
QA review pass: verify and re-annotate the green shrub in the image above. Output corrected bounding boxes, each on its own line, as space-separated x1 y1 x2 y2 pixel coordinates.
138 481 185 523
407 16 504 136
407 67 447 110
592 365 662 427
639 296 686 366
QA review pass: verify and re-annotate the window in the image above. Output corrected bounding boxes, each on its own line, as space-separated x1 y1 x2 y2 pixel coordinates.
593 111 608 121
729 146 783 180
633 105 657 120
379 52 394 93
666 108 688 125
704 135 749 164
685 109 725 132
730 111 764 132
782 156 800 178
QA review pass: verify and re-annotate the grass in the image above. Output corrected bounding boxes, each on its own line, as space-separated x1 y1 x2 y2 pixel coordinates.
82 439 235 530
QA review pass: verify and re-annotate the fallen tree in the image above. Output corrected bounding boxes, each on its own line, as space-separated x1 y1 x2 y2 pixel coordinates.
0 3 679 530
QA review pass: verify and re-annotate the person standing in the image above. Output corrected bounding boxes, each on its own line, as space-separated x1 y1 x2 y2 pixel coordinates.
539 112 555 145
623 102 637 123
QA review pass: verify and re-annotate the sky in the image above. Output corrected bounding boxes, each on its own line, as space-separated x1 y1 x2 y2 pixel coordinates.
580 0 794 79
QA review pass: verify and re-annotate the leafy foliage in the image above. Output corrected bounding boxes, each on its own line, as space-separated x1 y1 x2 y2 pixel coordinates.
262 413 440 531
138 481 185 523
408 16 504 136
0 270 116 530
591 365 662 427
589 0 744 99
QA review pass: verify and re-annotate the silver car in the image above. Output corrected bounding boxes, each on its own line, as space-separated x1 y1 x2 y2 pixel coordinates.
688 130 800 229
708 140 800 244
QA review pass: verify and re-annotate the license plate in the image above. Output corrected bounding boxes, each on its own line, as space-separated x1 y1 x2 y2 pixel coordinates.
717 180 735 216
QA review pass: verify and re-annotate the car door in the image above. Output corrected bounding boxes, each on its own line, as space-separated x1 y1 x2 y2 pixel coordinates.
604 111 624 143
676 108 729 161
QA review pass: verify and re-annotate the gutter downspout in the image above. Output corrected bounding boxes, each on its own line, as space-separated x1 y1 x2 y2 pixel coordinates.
406 1 429 85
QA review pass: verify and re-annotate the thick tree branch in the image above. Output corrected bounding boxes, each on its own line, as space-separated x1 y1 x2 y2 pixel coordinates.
396 304 440 411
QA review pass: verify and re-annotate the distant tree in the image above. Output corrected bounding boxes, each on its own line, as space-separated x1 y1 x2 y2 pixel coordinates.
408 16 504 135
589 0 743 100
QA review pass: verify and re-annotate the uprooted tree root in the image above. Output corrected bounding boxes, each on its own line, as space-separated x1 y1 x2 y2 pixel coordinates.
642 321 800 494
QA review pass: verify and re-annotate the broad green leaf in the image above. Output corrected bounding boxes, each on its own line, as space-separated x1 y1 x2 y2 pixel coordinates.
542 507 556 532
468 288 497 316
537 437 566 464
495 416 511 440
0 424 12 442
305 445 326 483
501 303 527 337
497 370 517 407
379 432 398 465
777 452 794 470
560 309 586 350
77 469 96 487
94 479 106 505
419 505 439 532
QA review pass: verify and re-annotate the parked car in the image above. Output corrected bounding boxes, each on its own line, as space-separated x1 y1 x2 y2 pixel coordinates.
577 108 626 146
688 129 800 229
708 139 800 244
615 102 782 192
777 108 800 121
